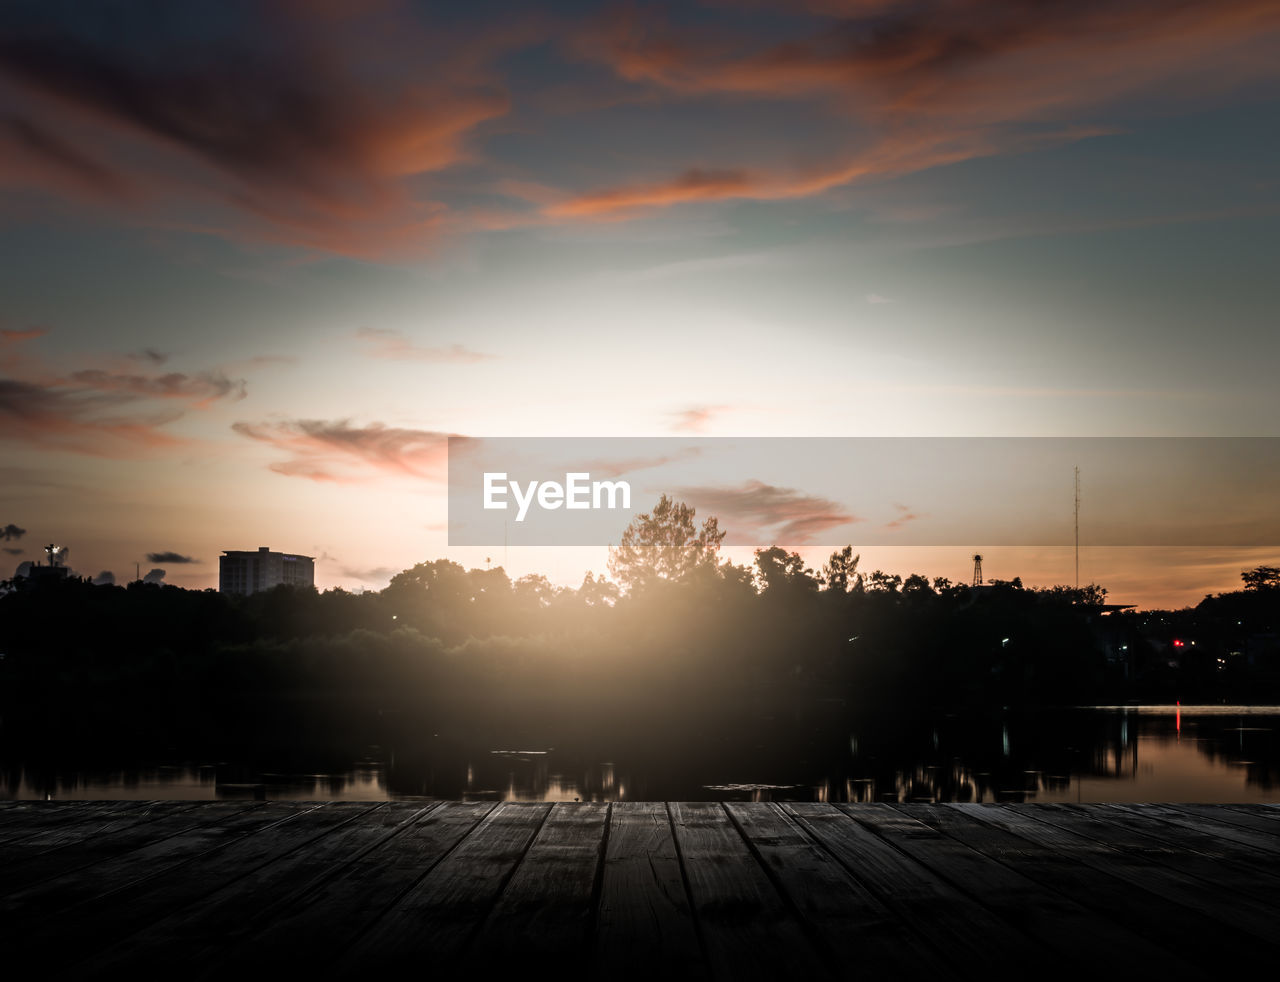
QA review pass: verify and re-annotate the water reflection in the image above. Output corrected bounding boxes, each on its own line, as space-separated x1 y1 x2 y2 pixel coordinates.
2 706 1278 802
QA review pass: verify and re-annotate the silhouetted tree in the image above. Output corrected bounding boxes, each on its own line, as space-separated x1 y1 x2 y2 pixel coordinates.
866 570 902 593
1242 565 1280 591
820 546 861 592
753 546 818 593
607 495 725 592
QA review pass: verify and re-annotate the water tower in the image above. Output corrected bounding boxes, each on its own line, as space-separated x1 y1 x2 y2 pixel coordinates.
972 554 983 586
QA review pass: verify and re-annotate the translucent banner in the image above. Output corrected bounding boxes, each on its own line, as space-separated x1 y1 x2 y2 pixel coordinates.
447 437 1280 547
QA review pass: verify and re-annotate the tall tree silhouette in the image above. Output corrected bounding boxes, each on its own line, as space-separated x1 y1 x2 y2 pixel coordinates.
607 494 725 592
820 546 861 592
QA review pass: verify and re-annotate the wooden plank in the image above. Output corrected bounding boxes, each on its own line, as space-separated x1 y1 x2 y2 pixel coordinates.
593 801 704 974
785 803 1048 975
0 800 150 847
195 800 495 974
336 801 552 969
907 804 1231 972
0 802 329 966
1056 804 1280 884
1219 803 1280 822
0 800 208 878
726 802 955 977
46 803 381 975
670 801 827 977
468 801 609 961
77 802 436 973
1132 803 1280 850
963 804 1280 947
850 804 1176 972
0 800 261 896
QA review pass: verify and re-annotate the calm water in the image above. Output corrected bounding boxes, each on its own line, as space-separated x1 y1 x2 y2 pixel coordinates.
4 705 1279 803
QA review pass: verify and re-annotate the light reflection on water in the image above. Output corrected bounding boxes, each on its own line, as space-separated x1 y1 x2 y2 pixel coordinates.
3 706 1278 803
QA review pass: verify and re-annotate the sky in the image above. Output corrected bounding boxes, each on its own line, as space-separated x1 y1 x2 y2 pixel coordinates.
1 0 1278 609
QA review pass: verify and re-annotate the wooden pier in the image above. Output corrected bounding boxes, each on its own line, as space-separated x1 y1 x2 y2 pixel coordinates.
1 800 1278 977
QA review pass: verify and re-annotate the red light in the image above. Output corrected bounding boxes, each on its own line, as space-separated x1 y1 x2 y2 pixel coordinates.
1173 639 1184 647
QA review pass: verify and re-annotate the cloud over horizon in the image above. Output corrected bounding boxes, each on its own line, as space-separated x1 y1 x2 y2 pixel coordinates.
675 479 857 543
232 418 464 483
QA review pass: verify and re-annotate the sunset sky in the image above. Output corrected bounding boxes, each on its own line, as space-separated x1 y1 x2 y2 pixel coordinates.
2 0 1278 608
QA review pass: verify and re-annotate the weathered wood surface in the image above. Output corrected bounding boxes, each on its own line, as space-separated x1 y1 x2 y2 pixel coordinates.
0 801 1277 978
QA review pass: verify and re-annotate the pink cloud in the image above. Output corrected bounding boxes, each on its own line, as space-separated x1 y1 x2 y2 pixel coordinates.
232 418 467 482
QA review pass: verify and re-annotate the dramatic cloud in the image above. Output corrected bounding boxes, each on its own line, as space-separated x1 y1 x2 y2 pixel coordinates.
232 419 464 482
92 570 116 586
675 479 857 543
0 1 527 257
355 328 493 364
146 551 197 565
0 373 214 457
555 0 1280 217
0 326 249 456
142 568 166 584
2 523 25 540
546 169 755 219
0 378 184 454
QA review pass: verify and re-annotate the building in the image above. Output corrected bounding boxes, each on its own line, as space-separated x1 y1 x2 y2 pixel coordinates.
20 543 72 586
219 547 314 596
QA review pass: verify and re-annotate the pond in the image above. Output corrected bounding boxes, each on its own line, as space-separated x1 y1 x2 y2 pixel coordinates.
4 705 1278 802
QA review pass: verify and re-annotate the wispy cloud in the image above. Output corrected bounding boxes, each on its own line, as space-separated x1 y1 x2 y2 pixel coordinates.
0 1 537 257
885 503 922 530
865 293 893 304
553 1 1278 218
675 479 857 543
232 418 466 483
0 377 188 456
355 328 493 364
0 330 249 456
67 369 246 407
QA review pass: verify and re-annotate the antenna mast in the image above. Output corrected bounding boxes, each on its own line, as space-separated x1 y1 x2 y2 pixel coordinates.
1074 466 1080 591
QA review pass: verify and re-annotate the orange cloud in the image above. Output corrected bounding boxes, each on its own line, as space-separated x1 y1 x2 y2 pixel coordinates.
554 0 1280 217
232 419 463 483
0 377 187 456
0 1 522 258
546 169 755 218
0 331 249 456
